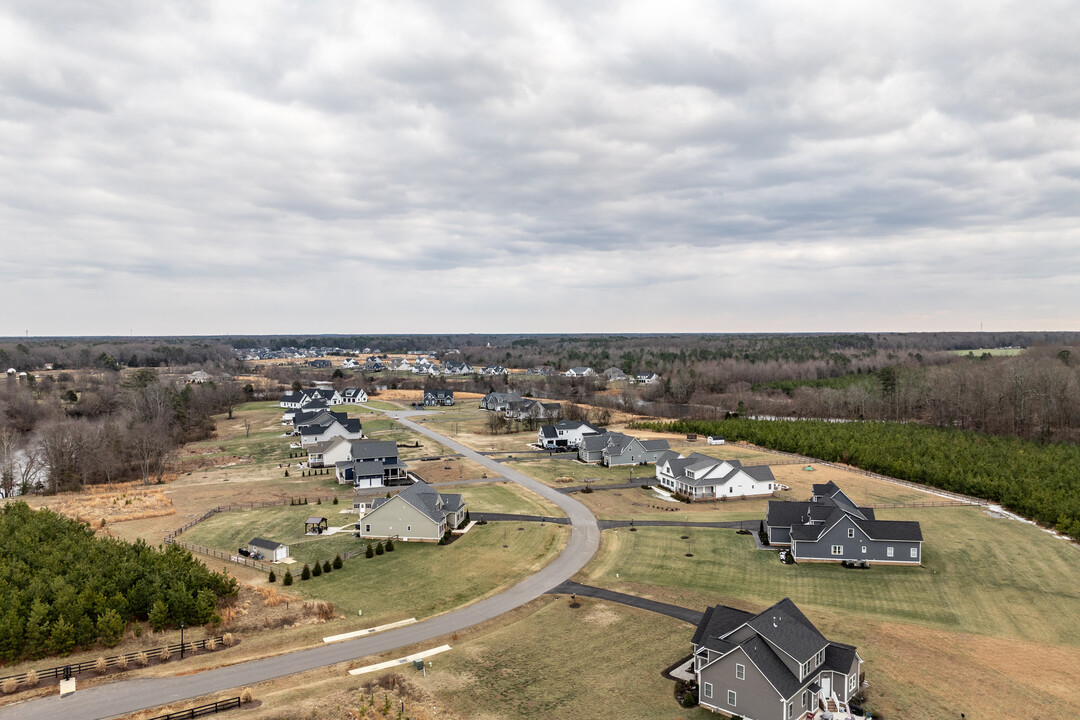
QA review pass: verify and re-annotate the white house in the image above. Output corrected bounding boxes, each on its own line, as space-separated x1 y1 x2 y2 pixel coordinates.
306 436 355 468
707 435 725 445
536 420 604 449
248 538 289 562
341 357 359 368
564 366 595 377
341 387 368 404
635 372 660 384
298 418 364 447
655 452 776 500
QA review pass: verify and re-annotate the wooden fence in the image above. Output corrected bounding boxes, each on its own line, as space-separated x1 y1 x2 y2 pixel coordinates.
163 495 343 572
148 697 241 720
0 636 226 686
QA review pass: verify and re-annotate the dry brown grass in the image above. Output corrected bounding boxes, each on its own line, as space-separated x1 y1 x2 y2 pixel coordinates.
33 486 176 528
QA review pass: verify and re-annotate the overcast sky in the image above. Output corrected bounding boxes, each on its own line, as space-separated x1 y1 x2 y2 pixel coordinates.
1 0 1077 336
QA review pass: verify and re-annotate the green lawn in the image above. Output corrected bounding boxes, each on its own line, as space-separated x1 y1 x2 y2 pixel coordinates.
577 507 1080 647
454 482 564 517
184 505 568 622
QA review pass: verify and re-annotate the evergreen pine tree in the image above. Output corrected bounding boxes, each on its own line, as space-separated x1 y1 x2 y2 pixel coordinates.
312 562 322 577
301 564 312 580
332 554 343 569
283 570 294 586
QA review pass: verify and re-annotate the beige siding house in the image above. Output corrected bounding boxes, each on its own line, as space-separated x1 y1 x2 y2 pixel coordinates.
356 480 466 542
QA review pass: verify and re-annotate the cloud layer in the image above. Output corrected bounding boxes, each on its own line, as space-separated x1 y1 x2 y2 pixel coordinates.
1 0 1078 335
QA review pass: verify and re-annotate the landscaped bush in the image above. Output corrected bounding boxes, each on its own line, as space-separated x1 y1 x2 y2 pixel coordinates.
312 562 322 577
94 656 107 674
301 564 312 580
1 677 18 694
365 543 374 558
384 538 394 552
322 560 332 573
0 502 236 661
282 570 293 586
136 651 149 667
375 542 385 556
222 632 235 647
268 570 276 583
332 554 343 569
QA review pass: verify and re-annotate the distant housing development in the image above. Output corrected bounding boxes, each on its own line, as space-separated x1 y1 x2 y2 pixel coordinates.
766 481 923 564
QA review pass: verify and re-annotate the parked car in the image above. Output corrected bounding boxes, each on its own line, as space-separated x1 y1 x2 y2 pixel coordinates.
237 548 251 557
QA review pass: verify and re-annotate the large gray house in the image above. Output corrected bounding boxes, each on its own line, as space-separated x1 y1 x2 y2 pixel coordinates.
356 480 466 542
577 432 669 466
766 481 923 564
692 598 863 719
334 440 410 489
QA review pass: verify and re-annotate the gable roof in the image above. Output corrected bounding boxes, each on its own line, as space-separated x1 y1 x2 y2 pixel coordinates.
393 480 455 524
349 440 399 461
249 537 285 551
745 598 828 664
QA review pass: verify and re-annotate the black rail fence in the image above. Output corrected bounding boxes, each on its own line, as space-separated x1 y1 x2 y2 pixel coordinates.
172 540 274 572
148 697 241 720
0 636 226 687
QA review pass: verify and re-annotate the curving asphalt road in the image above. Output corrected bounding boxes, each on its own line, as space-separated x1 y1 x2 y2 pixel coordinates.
0 411 601 720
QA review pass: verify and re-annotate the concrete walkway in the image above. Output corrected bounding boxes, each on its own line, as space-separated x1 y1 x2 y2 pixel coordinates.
547 581 703 625
1 414 601 720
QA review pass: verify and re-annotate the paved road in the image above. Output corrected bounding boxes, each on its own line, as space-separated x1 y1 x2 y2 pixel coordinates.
1 414 600 720
547 581 704 625
471 512 571 525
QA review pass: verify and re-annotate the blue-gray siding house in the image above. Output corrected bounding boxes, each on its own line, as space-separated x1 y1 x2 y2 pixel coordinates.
692 598 863 719
767 482 922 564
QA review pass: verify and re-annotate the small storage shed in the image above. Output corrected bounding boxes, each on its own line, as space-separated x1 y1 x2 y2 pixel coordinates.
305 516 329 535
249 537 289 562
706 436 725 445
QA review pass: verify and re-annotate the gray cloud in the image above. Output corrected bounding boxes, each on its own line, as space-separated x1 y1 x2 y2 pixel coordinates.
0 0 1078 335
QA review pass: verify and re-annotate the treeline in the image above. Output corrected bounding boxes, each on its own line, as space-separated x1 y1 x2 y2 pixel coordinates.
1 369 245 495
0 339 235 372
0 503 237 661
631 417 1080 540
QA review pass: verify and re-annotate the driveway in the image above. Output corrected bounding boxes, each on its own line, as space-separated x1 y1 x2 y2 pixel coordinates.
1 414 600 720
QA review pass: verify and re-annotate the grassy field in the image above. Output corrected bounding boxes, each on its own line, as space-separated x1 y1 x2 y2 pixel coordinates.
185 505 568 622
575 506 1080 718
423 597 714 720
506 457 651 487
574 484 769 521
453 481 564 516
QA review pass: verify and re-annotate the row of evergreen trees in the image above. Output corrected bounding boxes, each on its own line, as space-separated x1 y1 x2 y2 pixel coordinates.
0 503 237 661
633 418 1080 539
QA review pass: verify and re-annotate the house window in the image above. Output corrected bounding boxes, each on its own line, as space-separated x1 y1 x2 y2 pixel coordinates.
831 545 844 555
848 528 855 538
702 682 712 699
727 690 736 707
407 525 411 532
365 524 370 533
788 701 794 718
887 546 894 557
911 547 918 558
736 663 745 680
861 546 867 554
729 486 734 493
802 690 808 708
850 674 857 691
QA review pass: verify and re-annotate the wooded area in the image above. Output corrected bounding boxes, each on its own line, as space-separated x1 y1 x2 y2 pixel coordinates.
632 417 1080 541
0 502 236 661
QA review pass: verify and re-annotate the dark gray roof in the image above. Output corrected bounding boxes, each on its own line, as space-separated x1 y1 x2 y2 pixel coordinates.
540 426 558 439
350 440 399 461
393 480 459 524
823 642 858 674
639 439 671 452
855 518 923 541
739 634 804 698
767 501 808 527
693 604 755 648
746 598 828 664
249 537 285 550
305 516 327 524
